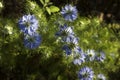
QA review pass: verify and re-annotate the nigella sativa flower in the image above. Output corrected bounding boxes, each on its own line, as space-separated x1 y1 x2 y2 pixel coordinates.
65 26 74 35
18 14 38 34
61 4 78 22
73 46 82 54
62 45 72 55
86 49 96 61
24 33 41 49
78 67 94 80
73 46 86 65
55 24 68 36
63 34 79 45
73 54 86 65
55 24 74 36
97 74 106 80
95 51 106 62
73 58 84 65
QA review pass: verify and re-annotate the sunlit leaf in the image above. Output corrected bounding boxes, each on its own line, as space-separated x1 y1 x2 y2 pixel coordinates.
40 0 44 5
46 7 51 15
49 6 60 13
45 0 49 3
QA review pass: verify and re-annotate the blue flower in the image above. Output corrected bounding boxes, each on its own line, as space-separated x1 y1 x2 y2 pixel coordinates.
18 14 38 34
86 49 96 61
61 4 78 22
55 24 74 36
73 57 85 65
95 52 106 62
78 67 94 80
97 74 106 80
62 45 72 55
65 26 74 35
63 34 79 45
73 58 83 65
73 46 86 65
73 54 86 65
74 46 82 54
55 24 68 36
24 33 41 49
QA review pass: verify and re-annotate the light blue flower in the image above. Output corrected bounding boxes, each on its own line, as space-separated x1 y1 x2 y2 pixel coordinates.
97 74 106 80
86 49 96 61
24 32 41 49
61 4 78 22
73 46 82 54
55 24 67 36
73 54 86 65
73 46 86 65
73 58 83 65
78 67 94 80
73 57 85 65
55 24 74 36
95 51 106 62
18 14 38 34
63 34 79 45
62 45 72 55
65 26 74 35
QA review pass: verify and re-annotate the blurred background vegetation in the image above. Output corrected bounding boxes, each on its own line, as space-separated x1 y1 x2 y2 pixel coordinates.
0 0 120 80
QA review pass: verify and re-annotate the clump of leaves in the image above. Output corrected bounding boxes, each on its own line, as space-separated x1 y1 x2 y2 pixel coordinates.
40 0 60 15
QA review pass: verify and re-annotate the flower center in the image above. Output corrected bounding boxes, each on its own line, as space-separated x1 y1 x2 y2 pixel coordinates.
28 36 35 42
97 53 101 57
66 10 72 15
83 73 88 78
62 31 68 36
25 22 31 27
